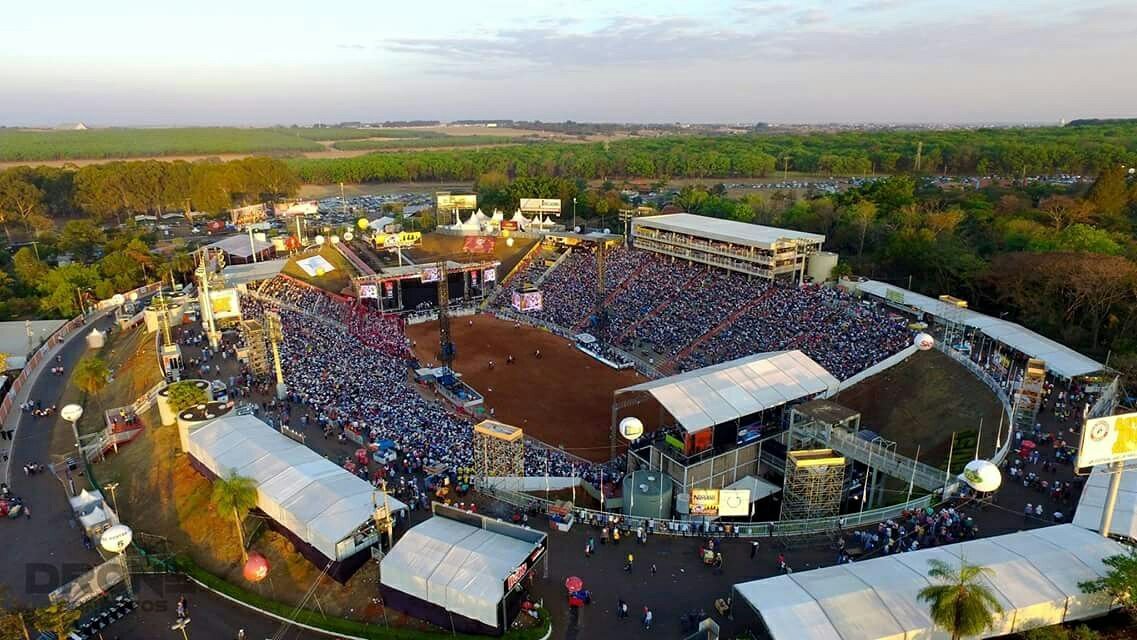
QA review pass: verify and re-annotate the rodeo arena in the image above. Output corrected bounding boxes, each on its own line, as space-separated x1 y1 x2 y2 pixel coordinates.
43 197 1137 640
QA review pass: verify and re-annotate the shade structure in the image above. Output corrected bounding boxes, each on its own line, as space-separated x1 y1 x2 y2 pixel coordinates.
184 414 407 563
616 350 839 434
1073 459 1137 539
205 234 275 260
856 280 1102 378
733 524 1126 640
223 259 287 287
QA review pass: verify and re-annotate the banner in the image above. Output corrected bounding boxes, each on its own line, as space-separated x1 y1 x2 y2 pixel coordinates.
689 489 719 517
384 281 395 298
471 270 479 286
275 200 318 217
463 236 496 254
209 289 242 321
1078 412 1137 467
437 193 477 210
718 489 751 516
484 268 497 283
520 198 561 215
375 231 422 249
229 203 267 227
420 267 441 283
501 220 519 231
358 284 379 299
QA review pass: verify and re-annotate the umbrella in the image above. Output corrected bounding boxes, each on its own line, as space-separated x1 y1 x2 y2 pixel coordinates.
565 576 583 592
1021 440 1037 450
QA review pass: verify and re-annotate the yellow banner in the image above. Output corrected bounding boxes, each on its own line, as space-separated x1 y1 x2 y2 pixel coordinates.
374 231 422 248
689 489 719 516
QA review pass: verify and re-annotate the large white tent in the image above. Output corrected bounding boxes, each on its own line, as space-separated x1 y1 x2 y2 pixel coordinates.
855 280 1102 378
616 350 839 433
185 414 406 562
381 509 547 631
734 524 1124 640
1074 459 1137 539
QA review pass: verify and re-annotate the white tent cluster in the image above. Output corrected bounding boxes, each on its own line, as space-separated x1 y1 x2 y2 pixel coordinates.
441 209 556 233
855 280 1102 378
734 524 1126 640
184 414 407 562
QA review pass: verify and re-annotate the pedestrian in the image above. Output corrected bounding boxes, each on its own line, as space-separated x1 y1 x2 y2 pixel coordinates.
1024 503 1032 523
625 552 634 572
613 527 621 545
750 540 759 559
777 553 786 572
643 607 653 630
617 598 628 619
651 563 657 576
23 505 31 519
237 630 246 640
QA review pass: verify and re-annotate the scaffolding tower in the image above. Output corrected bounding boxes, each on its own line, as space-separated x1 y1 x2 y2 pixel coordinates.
241 319 270 375
472 420 525 487
780 449 846 521
1013 358 1047 432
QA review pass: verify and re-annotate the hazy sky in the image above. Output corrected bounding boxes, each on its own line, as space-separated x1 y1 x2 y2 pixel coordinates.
3 0 1136 126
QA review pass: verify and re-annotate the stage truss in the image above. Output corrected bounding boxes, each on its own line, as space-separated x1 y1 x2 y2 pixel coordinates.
472 420 525 484
780 449 846 521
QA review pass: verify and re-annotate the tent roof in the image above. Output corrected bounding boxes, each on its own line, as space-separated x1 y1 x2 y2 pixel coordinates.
1074 458 1137 538
616 350 838 433
633 213 826 249
724 475 782 502
186 414 407 560
223 259 288 287
734 524 1126 640
856 280 1102 378
206 234 274 259
381 514 545 628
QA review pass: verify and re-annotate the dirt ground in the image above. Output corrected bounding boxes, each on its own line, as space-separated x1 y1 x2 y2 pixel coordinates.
834 349 1005 462
405 314 644 462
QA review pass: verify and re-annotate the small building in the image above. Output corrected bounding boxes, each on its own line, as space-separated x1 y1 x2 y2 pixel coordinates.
55 122 89 130
631 212 826 282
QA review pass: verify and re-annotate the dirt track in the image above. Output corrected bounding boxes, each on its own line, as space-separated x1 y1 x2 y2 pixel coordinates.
406 314 643 462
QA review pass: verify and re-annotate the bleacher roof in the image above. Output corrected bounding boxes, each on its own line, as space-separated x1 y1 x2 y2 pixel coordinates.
617 350 838 433
633 213 825 249
734 524 1125 640
855 279 1103 378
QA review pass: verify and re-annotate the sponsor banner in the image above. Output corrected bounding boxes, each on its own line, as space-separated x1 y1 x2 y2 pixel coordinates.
463 236 496 254
420 266 441 283
689 489 719 517
229 203 267 227
296 255 336 278
484 268 497 283
520 198 561 215
718 489 751 516
501 220 519 231
275 200 318 216
511 290 543 312
358 284 379 299
437 193 477 210
209 289 242 321
1078 412 1137 467
384 281 395 298
375 231 422 249
471 270 479 286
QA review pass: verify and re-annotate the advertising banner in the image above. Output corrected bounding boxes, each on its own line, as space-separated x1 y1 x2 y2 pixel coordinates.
229 203 268 227
501 220 519 231
384 281 395 298
689 489 719 517
209 289 242 321
463 236 496 254
375 231 422 249
484 268 497 283
1078 412 1137 467
275 200 319 217
520 198 562 215
718 489 751 517
437 194 477 210
420 266 441 283
358 284 379 299
471 270 479 286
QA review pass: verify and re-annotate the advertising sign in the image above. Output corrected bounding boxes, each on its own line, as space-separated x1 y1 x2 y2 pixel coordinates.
470 270 479 286
384 281 395 298
229 203 268 227
275 200 318 217
511 290 543 312
718 489 751 517
358 284 379 299
463 236 496 254
420 266 441 283
483 268 497 283
689 489 719 517
436 193 477 210
520 198 561 215
209 289 242 321
501 220 519 231
375 231 422 249
1078 412 1137 468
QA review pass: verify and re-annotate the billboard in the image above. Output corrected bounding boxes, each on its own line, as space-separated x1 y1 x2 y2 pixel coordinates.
689 489 719 517
501 220 519 231
483 268 497 283
375 231 422 249
520 198 561 215
229 203 268 227
420 266 441 283
511 290 543 312
209 289 242 321
718 489 751 517
1078 412 1137 468
463 236 496 254
358 284 379 299
275 200 318 217
437 193 477 210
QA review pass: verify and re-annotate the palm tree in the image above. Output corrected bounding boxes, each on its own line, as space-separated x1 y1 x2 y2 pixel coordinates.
72 356 109 400
918 559 1004 640
210 470 258 562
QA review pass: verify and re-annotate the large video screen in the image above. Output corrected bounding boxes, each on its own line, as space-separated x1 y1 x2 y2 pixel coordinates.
511 290 543 312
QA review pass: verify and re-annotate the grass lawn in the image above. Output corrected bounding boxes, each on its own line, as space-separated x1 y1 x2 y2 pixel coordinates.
0 127 325 162
280 245 357 295
68 323 165 436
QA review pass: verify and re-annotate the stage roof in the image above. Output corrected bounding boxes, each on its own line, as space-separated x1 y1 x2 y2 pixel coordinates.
381 511 546 628
205 234 274 259
734 524 1124 640
186 413 407 561
633 213 825 249
223 259 288 287
855 279 1103 378
617 350 838 433
1074 458 1137 539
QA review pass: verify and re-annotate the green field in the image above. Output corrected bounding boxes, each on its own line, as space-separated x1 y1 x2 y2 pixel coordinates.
275 127 399 141
0 127 330 161
331 135 528 150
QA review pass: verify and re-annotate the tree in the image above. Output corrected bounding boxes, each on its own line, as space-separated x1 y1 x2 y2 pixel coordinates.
0 171 45 241
1079 547 1137 616
1087 166 1130 228
166 380 208 413
1039 195 1091 231
210 470 258 562
72 356 109 399
917 559 1004 640
850 200 878 256
58 219 107 260
26 602 80 639
36 263 103 317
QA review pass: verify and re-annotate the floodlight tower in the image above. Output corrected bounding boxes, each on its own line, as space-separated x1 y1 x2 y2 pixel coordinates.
593 240 609 334
437 260 455 368
196 250 222 350
265 310 287 400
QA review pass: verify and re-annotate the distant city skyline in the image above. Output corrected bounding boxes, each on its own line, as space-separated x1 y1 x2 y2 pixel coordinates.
3 0 1136 126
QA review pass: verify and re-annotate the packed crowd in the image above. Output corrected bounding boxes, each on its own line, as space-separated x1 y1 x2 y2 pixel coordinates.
512 246 649 329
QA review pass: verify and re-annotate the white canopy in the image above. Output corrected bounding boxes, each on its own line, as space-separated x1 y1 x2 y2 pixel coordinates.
856 280 1103 378
186 414 406 561
490 210 504 223
510 211 531 225
381 515 544 628
724 475 782 502
1074 459 1137 539
205 234 274 260
617 350 839 433
734 524 1125 640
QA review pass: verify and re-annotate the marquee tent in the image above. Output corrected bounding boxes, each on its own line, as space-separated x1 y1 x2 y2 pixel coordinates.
1074 459 1137 539
184 414 407 579
381 506 547 635
856 280 1102 378
222 259 287 287
733 524 1125 640
616 350 839 434
205 234 276 263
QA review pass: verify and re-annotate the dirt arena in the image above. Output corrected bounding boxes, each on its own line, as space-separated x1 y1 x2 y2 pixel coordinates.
406 314 644 462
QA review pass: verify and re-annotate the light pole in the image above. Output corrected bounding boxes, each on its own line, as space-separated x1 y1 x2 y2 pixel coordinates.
171 617 191 639
572 197 577 232
104 482 120 514
61 404 84 488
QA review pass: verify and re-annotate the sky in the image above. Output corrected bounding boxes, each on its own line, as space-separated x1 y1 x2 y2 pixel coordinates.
2 0 1136 126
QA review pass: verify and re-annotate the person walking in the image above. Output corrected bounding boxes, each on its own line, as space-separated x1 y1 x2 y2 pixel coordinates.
750 540 759 559
651 563 657 576
643 607 653 630
625 552 634 572
617 598 628 619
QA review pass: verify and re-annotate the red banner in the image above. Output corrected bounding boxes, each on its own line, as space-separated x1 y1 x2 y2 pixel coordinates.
501 220 519 231
463 236 496 254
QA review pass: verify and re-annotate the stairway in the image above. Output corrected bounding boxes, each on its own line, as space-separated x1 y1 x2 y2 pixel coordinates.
664 288 776 373
612 270 704 346
796 423 951 493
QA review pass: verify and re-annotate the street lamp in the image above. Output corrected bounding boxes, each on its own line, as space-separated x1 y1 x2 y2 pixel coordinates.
61 404 84 486
104 482 120 514
572 197 577 232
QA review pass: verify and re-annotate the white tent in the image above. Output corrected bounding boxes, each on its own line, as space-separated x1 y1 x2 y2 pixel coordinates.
616 350 839 433
490 210 504 224
381 514 545 628
734 524 1126 640
1073 459 1137 539
185 414 407 561
856 280 1102 378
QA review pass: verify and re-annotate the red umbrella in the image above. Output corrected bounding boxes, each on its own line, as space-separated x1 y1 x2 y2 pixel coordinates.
1021 440 1037 450
565 576 583 592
